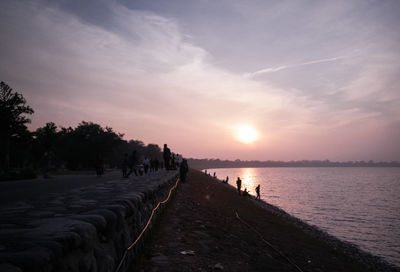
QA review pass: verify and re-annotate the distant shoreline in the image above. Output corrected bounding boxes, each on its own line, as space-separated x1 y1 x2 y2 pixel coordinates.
187 158 400 170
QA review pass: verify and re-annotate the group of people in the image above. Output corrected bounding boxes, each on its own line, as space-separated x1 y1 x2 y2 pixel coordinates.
121 150 162 178
205 170 261 200
163 144 183 170
235 177 261 200
236 177 261 200
121 144 189 183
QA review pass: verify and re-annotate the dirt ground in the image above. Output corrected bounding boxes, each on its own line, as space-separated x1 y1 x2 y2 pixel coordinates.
132 169 396 272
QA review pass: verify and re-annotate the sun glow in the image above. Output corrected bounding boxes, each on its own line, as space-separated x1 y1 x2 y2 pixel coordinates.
235 125 259 144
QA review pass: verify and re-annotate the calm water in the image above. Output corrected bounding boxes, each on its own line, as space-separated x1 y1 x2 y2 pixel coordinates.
208 167 400 267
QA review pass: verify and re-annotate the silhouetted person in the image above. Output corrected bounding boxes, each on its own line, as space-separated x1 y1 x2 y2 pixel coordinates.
213 172 216 178
205 169 207 175
95 154 104 176
180 159 189 183
176 154 182 168
169 153 176 170
41 152 50 178
127 150 138 177
153 158 160 171
122 153 128 178
163 144 171 170
256 184 260 200
143 157 150 174
150 158 156 172
138 164 144 176
223 176 229 184
243 188 249 197
236 177 242 195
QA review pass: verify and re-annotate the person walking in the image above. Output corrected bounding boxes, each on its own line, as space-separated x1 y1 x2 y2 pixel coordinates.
236 177 242 195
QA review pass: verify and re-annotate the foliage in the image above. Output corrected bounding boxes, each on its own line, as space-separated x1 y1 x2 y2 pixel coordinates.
0 81 34 170
0 81 165 177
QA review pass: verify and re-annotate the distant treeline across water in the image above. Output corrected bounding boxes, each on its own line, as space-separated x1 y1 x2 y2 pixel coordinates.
187 158 400 170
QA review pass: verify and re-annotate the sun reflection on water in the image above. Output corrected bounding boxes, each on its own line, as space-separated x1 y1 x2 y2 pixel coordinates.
239 168 258 196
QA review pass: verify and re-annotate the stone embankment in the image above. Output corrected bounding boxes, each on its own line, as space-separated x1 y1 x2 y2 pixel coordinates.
0 170 178 272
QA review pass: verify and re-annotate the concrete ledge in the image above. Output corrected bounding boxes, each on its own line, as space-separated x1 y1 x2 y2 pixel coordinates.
0 171 179 272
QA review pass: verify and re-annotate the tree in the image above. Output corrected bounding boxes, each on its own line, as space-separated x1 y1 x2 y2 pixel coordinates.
144 144 162 160
57 121 124 170
0 81 34 170
35 122 58 152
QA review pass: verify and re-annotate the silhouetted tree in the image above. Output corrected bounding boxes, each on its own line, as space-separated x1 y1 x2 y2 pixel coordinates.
0 81 34 170
32 122 59 167
57 121 124 170
34 122 58 151
144 144 162 160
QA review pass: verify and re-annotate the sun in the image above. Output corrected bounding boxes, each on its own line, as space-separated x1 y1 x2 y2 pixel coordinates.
235 125 259 144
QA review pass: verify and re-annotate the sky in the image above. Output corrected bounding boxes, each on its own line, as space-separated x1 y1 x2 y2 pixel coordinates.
1 0 399 161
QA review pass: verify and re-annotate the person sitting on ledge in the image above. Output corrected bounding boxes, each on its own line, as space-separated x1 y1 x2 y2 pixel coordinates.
242 188 250 197
223 176 229 184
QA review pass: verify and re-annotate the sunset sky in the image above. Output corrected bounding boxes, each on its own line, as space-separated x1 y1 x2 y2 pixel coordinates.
1 0 399 161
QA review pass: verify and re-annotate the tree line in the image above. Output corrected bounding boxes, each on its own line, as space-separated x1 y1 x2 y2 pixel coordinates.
187 158 400 170
0 81 163 180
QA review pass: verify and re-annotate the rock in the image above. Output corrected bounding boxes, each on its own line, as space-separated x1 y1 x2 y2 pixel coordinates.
151 254 168 266
0 263 23 272
180 250 195 255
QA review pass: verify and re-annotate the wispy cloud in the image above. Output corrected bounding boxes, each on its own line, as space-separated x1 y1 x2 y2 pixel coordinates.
1 0 399 161
245 56 347 78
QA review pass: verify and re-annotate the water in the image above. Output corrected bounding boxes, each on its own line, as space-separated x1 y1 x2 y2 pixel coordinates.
208 167 400 267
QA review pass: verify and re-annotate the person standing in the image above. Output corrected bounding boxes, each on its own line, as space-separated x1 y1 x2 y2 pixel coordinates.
236 177 242 195
180 159 189 183
171 154 176 170
163 144 171 170
95 154 104 176
256 184 261 200
127 150 137 177
122 153 128 178
143 157 150 174
41 152 50 178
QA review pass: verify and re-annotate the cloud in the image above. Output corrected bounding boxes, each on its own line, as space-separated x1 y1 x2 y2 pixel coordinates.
244 56 347 78
0 2 301 133
0 0 399 160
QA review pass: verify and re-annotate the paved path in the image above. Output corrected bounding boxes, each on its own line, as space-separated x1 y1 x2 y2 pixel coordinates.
0 172 122 206
0 170 174 222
